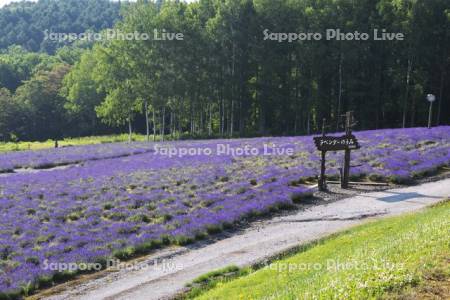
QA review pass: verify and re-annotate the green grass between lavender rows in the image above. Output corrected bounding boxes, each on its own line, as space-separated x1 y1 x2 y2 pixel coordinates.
0 134 149 152
0 132 218 152
191 200 450 300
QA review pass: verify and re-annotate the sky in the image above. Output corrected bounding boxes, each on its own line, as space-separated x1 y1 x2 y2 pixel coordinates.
0 0 34 7
0 0 196 8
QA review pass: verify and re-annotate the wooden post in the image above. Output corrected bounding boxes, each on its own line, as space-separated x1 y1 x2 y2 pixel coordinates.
341 111 352 188
319 118 327 191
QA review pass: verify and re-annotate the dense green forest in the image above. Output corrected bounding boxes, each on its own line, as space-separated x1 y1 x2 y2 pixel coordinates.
0 0 123 53
0 0 449 142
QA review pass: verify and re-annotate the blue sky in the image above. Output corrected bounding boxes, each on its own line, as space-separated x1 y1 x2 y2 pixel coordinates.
0 0 35 7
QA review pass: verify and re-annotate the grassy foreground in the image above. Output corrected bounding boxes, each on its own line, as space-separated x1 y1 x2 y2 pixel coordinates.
190 200 450 300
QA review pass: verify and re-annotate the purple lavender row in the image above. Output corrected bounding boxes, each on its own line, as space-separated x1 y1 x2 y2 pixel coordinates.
0 142 156 173
0 127 448 297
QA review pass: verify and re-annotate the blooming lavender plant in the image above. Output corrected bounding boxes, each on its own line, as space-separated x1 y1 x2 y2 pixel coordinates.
0 127 448 298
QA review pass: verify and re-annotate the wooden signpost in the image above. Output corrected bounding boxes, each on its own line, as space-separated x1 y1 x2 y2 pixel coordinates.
314 134 360 152
313 112 360 191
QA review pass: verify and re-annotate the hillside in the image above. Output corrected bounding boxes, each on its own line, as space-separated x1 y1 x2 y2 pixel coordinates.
0 0 124 53
194 200 450 299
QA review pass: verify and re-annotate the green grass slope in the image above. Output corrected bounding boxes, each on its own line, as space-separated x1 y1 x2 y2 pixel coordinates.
191 200 450 300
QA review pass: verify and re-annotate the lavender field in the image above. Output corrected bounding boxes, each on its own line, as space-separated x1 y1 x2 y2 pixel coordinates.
0 127 449 298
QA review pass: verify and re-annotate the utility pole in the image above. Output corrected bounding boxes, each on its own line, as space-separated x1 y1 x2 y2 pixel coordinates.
426 94 436 129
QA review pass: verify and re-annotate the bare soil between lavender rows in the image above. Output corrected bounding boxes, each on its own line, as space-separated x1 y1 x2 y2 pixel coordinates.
28 170 450 300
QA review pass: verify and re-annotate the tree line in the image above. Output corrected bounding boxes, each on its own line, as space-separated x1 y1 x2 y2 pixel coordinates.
0 0 449 142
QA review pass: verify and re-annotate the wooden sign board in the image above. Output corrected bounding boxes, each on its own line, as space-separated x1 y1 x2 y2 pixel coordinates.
314 134 360 152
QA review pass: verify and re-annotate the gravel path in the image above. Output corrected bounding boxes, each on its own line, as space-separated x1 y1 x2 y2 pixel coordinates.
38 178 450 300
